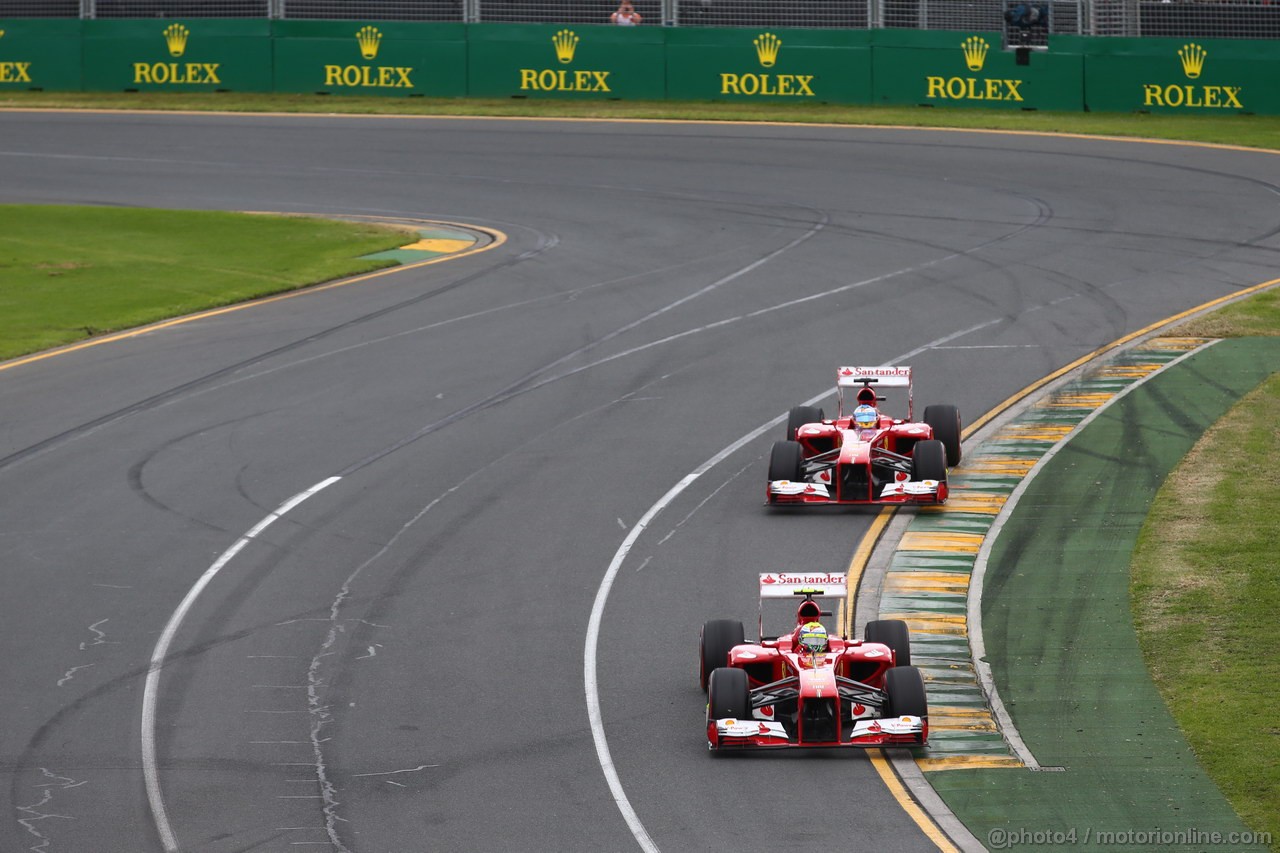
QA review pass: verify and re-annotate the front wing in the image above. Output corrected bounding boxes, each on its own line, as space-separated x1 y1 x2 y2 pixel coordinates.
768 479 946 506
709 715 926 749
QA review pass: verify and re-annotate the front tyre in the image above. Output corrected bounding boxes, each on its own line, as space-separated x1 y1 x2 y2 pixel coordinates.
910 439 948 484
708 667 751 719
700 619 745 691
768 440 804 482
884 665 928 719
923 404 962 466
864 619 912 667
786 406 825 440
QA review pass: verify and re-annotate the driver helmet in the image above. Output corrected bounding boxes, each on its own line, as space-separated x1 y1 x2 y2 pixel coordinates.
853 404 879 430
798 621 828 654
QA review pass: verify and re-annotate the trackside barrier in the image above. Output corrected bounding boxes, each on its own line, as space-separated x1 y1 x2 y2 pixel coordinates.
273 21 466 97
872 30 1084 111
0 19 82 91
1063 35 1280 114
7 20 1280 115
665 28 871 104
467 24 665 100
82 19 272 92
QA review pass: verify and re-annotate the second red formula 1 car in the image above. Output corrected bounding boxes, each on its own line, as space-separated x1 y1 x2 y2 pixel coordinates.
766 366 961 506
700 573 929 751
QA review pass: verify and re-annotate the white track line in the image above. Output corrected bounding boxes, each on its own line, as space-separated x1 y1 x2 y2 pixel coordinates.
142 476 341 852
584 323 993 851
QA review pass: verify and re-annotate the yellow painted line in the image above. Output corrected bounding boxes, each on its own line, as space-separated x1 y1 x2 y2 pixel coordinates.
899 531 984 553
880 617 968 637
993 424 1074 442
960 459 1037 476
1096 363 1163 378
400 237 474 252
1041 392 1114 407
925 491 1007 514
912 626 969 637
918 755 1025 771
884 573 970 592
930 717 999 733
840 508 895 639
998 423 1074 436
929 705 994 718
868 750 962 852
0 217 505 375
1135 336 1213 351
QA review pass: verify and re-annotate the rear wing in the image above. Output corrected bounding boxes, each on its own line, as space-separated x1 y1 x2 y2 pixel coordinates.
836 365 913 419
758 572 849 598
758 572 848 640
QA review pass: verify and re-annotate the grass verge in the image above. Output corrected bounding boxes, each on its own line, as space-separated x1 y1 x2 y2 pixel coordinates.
1129 298 1280 845
0 205 408 361
3 91 1280 152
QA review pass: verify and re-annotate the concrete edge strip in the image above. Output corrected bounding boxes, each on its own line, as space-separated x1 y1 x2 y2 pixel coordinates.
965 337 1220 771
889 750 988 853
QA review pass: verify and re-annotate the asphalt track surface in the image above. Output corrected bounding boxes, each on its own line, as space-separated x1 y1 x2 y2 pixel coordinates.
0 111 1277 853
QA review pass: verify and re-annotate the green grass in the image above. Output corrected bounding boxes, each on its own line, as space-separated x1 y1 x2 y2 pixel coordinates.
1131 297 1280 846
1173 287 1280 338
0 205 407 360
3 91 1280 152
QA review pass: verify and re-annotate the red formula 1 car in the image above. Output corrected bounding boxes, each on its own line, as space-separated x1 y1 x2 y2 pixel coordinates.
699 573 928 751
766 366 961 507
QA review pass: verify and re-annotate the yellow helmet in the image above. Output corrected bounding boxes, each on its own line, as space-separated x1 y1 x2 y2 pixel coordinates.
798 621 828 653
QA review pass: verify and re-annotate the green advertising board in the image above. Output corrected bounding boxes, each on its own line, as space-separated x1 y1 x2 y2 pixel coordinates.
273 21 466 97
5 18 1280 115
467 23 664 99
83 19 272 92
0 19 82 91
1071 36 1278 115
871 30 1084 111
666 27 870 104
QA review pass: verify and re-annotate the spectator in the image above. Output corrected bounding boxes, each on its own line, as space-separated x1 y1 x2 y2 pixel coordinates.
611 1 643 25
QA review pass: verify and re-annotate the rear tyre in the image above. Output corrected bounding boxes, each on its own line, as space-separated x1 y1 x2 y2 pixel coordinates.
767 440 804 482
708 667 751 719
884 666 928 718
700 619 745 691
910 439 948 484
786 406 825 440
923 404 962 466
864 619 912 667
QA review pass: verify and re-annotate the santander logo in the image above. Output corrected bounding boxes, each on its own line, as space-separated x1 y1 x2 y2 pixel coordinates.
769 572 845 585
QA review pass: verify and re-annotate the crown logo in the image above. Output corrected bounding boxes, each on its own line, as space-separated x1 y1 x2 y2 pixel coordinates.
552 29 579 64
754 32 781 68
962 36 989 72
1178 42 1206 79
163 23 189 58
356 25 382 60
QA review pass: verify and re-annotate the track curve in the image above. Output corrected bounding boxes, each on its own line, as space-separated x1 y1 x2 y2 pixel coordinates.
0 111 1277 853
